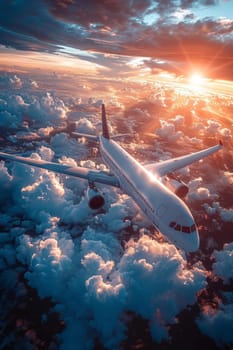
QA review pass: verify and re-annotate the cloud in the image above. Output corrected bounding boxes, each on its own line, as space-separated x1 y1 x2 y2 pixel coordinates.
99 203 131 232
197 302 233 347
0 72 232 349
0 78 69 129
203 202 233 223
15 226 207 348
187 177 218 202
196 242 233 347
156 119 184 142
0 110 20 129
0 161 13 204
204 119 232 140
9 74 23 88
212 242 233 284
0 85 210 348
75 117 96 134
0 1 233 79
50 133 88 158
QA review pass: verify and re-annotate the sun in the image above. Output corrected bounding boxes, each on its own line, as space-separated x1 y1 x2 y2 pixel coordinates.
187 71 207 93
189 72 204 85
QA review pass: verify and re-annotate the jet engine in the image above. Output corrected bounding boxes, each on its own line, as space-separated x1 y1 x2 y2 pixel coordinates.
162 175 189 198
86 186 105 210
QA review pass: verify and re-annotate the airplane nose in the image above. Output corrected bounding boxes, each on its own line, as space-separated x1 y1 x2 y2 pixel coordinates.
185 231 200 253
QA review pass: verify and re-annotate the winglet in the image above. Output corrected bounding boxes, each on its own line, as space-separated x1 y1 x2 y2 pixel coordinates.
102 104 110 139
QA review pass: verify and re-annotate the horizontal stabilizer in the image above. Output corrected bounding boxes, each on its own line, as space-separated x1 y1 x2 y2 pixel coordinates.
72 132 98 142
111 133 138 141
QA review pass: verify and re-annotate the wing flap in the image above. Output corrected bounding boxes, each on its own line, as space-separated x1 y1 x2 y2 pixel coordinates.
145 142 223 177
0 152 120 187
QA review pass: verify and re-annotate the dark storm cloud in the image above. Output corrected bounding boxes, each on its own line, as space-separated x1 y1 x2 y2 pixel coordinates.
0 0 87 51
0 0 58 43
180 0 218 7
46 0 152 29
0 0 233 79
0 27 56 52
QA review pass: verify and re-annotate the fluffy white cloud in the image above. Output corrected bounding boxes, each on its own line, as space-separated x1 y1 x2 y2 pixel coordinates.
203 202 233 222
119 235 206 342
9 75 22 89
15 226 207 349
197 302 233 346
75 117 96 134
170 114 185 127
27 92 69 124
206 119 221 135
0 91 68 129
219 171 233 186
51 133 88 158
156 119 184 142
0 110 20 128
99 203 131 232
187 177 218 202
219 127 232 139
212 242 233 284
196 242 233 347
0 143 208 349
0 71 232 349
0 161 13 203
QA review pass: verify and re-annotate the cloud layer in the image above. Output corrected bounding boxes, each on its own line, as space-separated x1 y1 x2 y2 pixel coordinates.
0 71 233 349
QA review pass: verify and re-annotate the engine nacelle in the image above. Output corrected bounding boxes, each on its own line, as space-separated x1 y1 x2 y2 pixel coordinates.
86 187 105 210
162 176 189 198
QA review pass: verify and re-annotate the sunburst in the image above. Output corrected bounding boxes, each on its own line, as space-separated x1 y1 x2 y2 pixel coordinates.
189 72 204 85
188 71 206 93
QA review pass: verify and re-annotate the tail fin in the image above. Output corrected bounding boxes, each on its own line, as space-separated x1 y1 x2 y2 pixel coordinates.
101 104 110 139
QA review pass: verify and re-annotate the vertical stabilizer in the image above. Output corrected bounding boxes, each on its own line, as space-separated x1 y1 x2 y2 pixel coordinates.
101 104 110 139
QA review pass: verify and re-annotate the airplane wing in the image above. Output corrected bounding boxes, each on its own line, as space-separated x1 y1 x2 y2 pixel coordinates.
0 152 120 187
145 141 223 177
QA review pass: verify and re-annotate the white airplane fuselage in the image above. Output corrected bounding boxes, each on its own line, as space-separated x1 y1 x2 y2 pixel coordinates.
100 135 199 252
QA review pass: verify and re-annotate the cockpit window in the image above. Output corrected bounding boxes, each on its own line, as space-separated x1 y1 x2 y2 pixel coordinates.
191 224 196 232
169 222 196 234
182 226 190 233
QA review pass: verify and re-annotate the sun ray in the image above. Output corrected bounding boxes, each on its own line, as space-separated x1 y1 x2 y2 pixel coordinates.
189 72 204 85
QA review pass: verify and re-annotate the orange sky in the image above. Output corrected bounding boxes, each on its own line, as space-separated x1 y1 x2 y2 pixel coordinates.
0 49 106 75
0 1 233 82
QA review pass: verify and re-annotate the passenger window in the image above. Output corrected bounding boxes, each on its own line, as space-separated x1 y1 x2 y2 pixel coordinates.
182 226 190 233
175 224 181 231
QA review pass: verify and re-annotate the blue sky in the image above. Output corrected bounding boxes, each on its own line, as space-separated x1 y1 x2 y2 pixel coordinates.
195 0 233 19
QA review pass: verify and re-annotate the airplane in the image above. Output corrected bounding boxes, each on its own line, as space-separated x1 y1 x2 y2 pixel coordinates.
0 104 223 252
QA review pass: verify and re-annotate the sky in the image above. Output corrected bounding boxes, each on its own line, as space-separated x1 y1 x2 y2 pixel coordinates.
0 1 233 350
0 0 233 81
